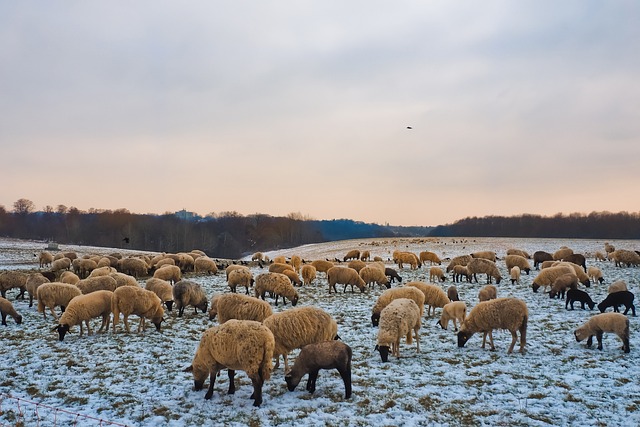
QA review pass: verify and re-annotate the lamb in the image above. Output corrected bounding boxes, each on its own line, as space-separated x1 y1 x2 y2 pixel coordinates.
301 265 317 285
112 286 165 333
565 289 596 310
510 266 521 285
375 298 421 362
37 251 54 268
505 255 531 275
467 258 502 284
371 286 425 326
25 273 50 307
117 257 149 278
254 272 299 306
310 260 334 274
594 251 607 262
36 282 82 320
282 269 303 287
406 281 449 317
227 268 254 295
436 301 467 331
194 257 219 275
52 290 113 340
610 249 640 267
76 276 118 294
451 265 471 283
184 319 275 406
360 250 371 262
548 273 579 299
394 251 421 269
153 265 182 284
208 293 273 323
447 286 459 302
587 266 604 284
478 285 497 302
531 265 574 293
457 297 528 354
385 267 403 284
574 312 630 353
173 280 209 317
343 249 360 262
419 251 442 266
533 251 553 269
445 255 473 273
285 341 352 399
263 306 338 372
604 242 616 254
359 266 390 290
144 278 175 311
0 270 28 299
470 251 497 262
327 266 366 294
608 280 628 294
598 291 636 316
506 249 531 259
269 262 295 274
553 247 574 261
429 267 446 283
0 296 22 326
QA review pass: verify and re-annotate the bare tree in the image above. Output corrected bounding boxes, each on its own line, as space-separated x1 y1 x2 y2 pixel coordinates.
13 198 35 215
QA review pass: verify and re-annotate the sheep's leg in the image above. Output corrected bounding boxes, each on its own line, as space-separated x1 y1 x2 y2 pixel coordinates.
507 330 518 354
138 317 145 333
204 368 219 400
227 369 236 395
249 375 263 407
306 370 319 393
481 332 488 349
415 327 421 353
1 313 7 326
283 354 289 373
338 366 352 399
596 331 604 350
123 315 130 333
85 320 92 336
586 335 593 348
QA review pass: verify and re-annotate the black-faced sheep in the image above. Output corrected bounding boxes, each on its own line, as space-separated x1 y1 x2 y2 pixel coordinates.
598 291 636 316
359 266 390 290
375 298 421 362
0 296 22 326
574 312 630 353
371 286 425 327
505 254 531 275
185 319 275 407
551 261 591 287
385 267 403 284
429 267 446 283
549 273 579 299
533 251 553 269
112 286 165 333
406 281 449 317
285 341 352 399
457 297 528 354
50 257 72 276
419 251 442 266
208 293 273 323
343 249 360 262
436 301 467 332
327 266 366 294
301 265 317 285
467 258 502 284
227 268 254 295
587 266 604 285
173 280 209 317
144 278 174 312
254 272 299 306
36 282 82 321
251 252 264 262
53 290 113 341
565 289 596 310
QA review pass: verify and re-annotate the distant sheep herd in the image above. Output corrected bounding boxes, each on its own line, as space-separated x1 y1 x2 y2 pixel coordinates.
0 240 637 407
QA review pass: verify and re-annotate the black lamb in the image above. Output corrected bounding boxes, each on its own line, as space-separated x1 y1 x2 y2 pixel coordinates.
565 289 595 310
598 291 636 316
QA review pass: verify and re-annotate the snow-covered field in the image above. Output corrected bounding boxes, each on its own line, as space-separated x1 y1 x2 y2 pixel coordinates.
1 236 639 426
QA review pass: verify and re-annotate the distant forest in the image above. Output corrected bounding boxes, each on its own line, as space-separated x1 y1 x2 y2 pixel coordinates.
0 199 638 258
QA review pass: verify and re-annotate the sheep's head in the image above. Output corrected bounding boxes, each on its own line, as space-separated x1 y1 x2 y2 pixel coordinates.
52 324 70 341
291 295 299 306
582 279 591 288
284 372 300 391
574 328 589 342
165 300 174 312
375 344 390 362
184 364 207 391
532 283 540 293
457 330 473 348
588 301 596 310
15 314 22 325
371 313 380 327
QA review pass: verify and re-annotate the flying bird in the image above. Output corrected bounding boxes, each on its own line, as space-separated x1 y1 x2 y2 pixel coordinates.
406 126 413 129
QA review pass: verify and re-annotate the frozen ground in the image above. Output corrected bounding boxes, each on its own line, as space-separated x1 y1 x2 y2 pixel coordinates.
0 236 639 426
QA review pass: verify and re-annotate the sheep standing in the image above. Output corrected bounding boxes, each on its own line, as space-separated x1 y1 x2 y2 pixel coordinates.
610 249 640 267
144 278 175 312
117 257 149 278
586 266 604 285
566 289 596 310
451 265 471 283
153 265 182 284
173 280 209 317
548 273 579 299
457 297 528 354
76 276 118 294
574 312 630 353
505 255 531 275
406 281 449 317
227 268 254 295
436 301 467 332
471 251 497 262
478 285 497 302
37 282 82 321
343 250 360 262
532 265 574 293
0 296 22 326
254 272 299 306
419 251 442 266
208 293 273 323
385 268 403 284
359 266 390 290
510 266 521 285
25 273 50 307
185 319 275 407
445 255 473 273
447 286 459 302
553 247 574 261
52 290 113 340
301 265 317 285
598 291 636 316
371 286 425 326
429 267 446 283
533 251 553 269
467 258 502 284
394 251 421 269
506 249 531 259
375 298 421 362
327 266 366 294
194 257 219 275
0 271 28 299
37 251 54 268
360 250 371 262
269 262 295 274
310 260 334 275
112 286 165 333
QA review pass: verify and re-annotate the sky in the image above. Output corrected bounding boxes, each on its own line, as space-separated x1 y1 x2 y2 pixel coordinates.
1 1 639 227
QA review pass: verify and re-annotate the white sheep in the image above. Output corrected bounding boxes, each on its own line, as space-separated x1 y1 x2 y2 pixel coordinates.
36 282 82 321
375 298 421 362
227 268 254 295
208 292 273 323
436 301 467 331
144 278 175 312
327 266 366 294
254 272 299 306
52 290 113 341
574 312 630 353
112 286 165 333
173 280 209 317
406 281 449 317
371 286 425 326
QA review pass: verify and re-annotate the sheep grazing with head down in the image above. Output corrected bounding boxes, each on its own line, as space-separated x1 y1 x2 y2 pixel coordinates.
194 257 218 275
419 251 442 266
173 280 209 317
37 282 82 321
506 249 531 259
290 255 302 273
594 251 607 262
310 260 334 275
565 289 596 310
227 268 254 295
109 272 139 289
429 267 446 283
553 247 574 261
37 251 54 268
112 286 164 333
551 262 591 287
478 285 497 302
375 298 421 362
549 273 579 299
254 272 299 306
385 267 403 284
60 271 80 285
285 341 352 399
76 275 118 294
208 292 273 323
533 251 553 270
531 265 574 293
343 249 360 262
562 253 587 272
184 319 275 407
144 278 174 312
251 252 264 263
436 301 467 332
574 312 630 353
117 257 149 278
327 266 366 294
269 262 295 274
359 266 390 290
451 265 471 283
25 273 50 308
406 281 449 317
301 265 317 285
510 266 521 285
447 286 459 302
52 290 113 341
467 258 502 284
457 297 528 354
371 286 425 327
393 251 421 270
347 260 366 273
471 251 497 262
360 250 370 262
598 291 636 316
587 266 604 285
609 249 640 267
505 255 531 275
153 265 182 284
0 296 22 326
0 270 28 299
282 269 303 287
446 255 473 273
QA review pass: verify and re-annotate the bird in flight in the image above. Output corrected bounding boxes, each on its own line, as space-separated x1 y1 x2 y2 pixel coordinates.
406 126 413 129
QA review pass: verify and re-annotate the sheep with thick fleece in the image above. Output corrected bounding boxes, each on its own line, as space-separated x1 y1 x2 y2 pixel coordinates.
551 262 591 287
360 250 371 262
598 291 636 316
359 266 390 290
375 298 421 362
254 272 299 306
510 266 521 285
50 257 72 275
467 258 502 284
109 272 139 289
457 297 528 354
447 286 459 302
145 278 174 312
532 265 574 293
194 257 218 275
37 251 54 268
0 296 22 326
227 268 254 295
72 258 97 279
506 249 531 259
76 276 118 294
446 255 473 273
371 286 425 327
282 269 303 286
419 251 442 266
594 251 607 261
251 252 264 262
173 280 209 317
112 286 164 333
269 262 295 274
272 256 287 264
60 271 80 285
610 249 640 267
53 290 113 340
533 251 553 269
505 255 531 275
604 242 616 254
553 247 574 261
385 267 403 284
451 265 470 283
478 285 497 302
263 306 338 372
394 251 421 269
117 257 149 278
429 267 446 283
347 260 366 273
587 266 604 284
549 273 579 299
310 260 334 274
406 281 449 317
574 312 630 353
185 320 275 406
25 273 50 307
208 293 273 323
290 255 302 273
37 282 82 320
471 251 497 262
153 265 182 284
562 253 587 272
88 266 117 278
343 249 360 262
301 265 317 285
608 280 628 294
225 264 249 281
436 301 467 331
0 270 28 299
327 266 366 294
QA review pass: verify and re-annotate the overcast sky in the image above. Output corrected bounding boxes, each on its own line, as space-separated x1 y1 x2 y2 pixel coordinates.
1 1 638 226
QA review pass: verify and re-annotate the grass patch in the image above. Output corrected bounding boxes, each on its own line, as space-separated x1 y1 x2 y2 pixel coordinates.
418 395 439 411
528 392 547 399
565 393 581 403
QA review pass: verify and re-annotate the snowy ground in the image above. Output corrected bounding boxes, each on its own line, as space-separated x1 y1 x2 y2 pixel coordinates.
0 236 639 426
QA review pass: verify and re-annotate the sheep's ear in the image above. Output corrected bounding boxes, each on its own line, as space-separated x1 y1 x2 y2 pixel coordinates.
183 365 193 373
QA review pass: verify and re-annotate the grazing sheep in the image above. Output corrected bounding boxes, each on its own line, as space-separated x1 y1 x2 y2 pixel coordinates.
562 253 587 272
225 264 249 280
608 280 628 294
185 319 275 406
25 273 50 307
471 251 497 262
565 289 596 310
553 247 574 261
251 252 264 262
533 251 553 269
598 291 636 316
445 255 473 273
327 266 366 294
343 250 360 262
375 298 421 362
506 249 531 259
406 281 449 317
145 278 174 312
254 272 299 306
310 260 334 275
447 286 459 302
594 251 607 262
195 257 219 275
478 285 497 302
76 276 118 294
610 249 640 267
385 267 403 284
347 260 366 273
285 341 352 399
227 268 254 295
359 266 390 290
112 286 165 333
394 251 421 270
36 282 82 321
371 286 425 327
551 262 591 287
0 296 22 326
155 258 176 269
510 266 521 285
59 271 80 285
53 290 113 340
208 293 273 323
429 267 446 283
269 262 295 274
290 255 302 273
531 265 574 293
272 256 287 264
457 297 528 354
360 251 371 262
173 280 209 317
50 257 72 276
467 258 502 284
37 251 54 268
88 266 117 278
436 301 467 331
451 265 471 283
574 312 630 353
505 255 531 275
282 269 303 287
0 270 28 299
587 267 604 285
109 272 139 289
549 273 579 299
153 265 182 284
263 306 338 372
72 258 97 279
604 242 616 254
117 257 149 278
419 251 442 266
301 265 317 285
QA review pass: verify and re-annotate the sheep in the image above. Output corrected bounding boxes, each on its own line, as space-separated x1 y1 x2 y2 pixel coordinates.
25 273 50 307
604 242 616 254
112 286 165 333
467 258 502 284
263 306 338 372
506 249 531 259
406 281 449 317
553 247 574 261
310 260 334 275
347 259 366 273
447 286 459 302
470 251 497 262
359 266 390 290
50 257 72 276
272 255 287 264
445 255 473 273
419 251 442 266
155 258 176 269
109 272 139 288
343 249 360 262
505 255 531 275
533 251 553 269
72 258 97 279
60 271 80 285
96 257 114 268
610 249 640 267
285 341 352 399
184 319 275 407
227 268 254 295
88 266 117 278
510 266 521 285
52 290 113 340
574 312 630 353
360 250 371 262
385 267 403 284
251 252 264 262
548 273 579 299
153 265 182 284
36 282 82 321
290 255 302 273
608 280 628 294
594 251 607 262
429 267 446 283
478 285 497 302
531 265 574 293
37 251 54 268
565 289 596 310
436 301 467 332
208 293 273 323
375 298 421 362
327 266 366 294
194 257 219 275
301 265 317 285
144 278 174 312
173 280 209 317
551 262 591 287
371 286 425 326
225 264 249 280
254 272 299 306
451 265 471 283
0 296 22 326
0 270 28 299
282 269 303 287
587 266 604 284
176 252 196 272
562 253 587 272
117 257 149 278
394 251 421 269
76 276 118 294
457 297 528 354
269 262 295 274
598 291 636 316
